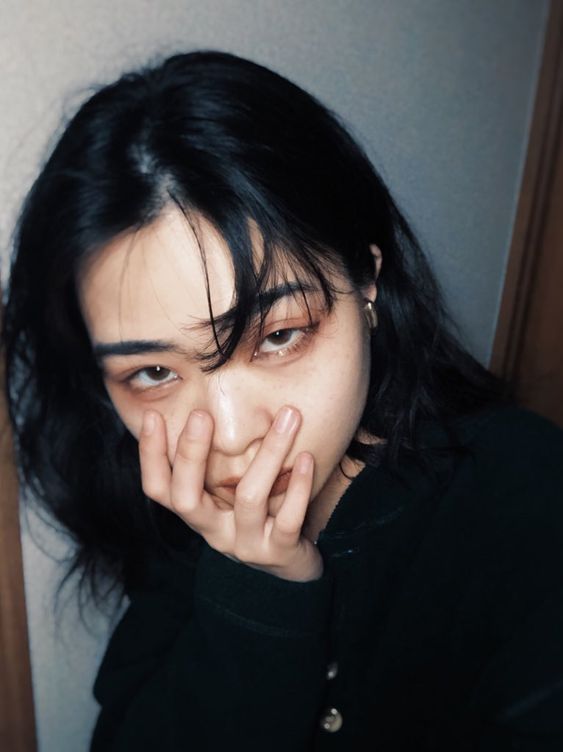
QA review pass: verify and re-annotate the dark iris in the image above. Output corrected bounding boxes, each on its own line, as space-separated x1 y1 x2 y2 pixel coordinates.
146 366 171 381
267 330 293 345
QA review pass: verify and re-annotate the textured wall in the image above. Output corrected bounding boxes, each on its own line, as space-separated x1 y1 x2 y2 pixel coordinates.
0 1 548 749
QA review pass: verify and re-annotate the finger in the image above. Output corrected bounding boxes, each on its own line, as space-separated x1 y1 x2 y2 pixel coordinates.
139 410 172 507
271 452 314 548
170 410 219 531
234 406 300 540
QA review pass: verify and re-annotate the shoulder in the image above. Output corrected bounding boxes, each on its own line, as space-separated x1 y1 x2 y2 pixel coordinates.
416 404 563 514
462 404 563 458
453 405 563 503
440 407 563 625
435 405 563 526
448 410 563 724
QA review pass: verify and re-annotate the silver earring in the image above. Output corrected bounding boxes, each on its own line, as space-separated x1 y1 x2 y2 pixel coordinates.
363 299 378 329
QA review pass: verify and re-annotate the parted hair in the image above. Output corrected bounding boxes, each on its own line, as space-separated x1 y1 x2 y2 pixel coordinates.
2 51 505 604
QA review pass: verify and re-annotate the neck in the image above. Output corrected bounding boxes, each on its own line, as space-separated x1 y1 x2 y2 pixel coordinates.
303 454 365 543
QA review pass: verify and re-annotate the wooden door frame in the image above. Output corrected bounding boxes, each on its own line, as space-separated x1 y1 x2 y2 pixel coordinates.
490 0 563 378
0 285 37 752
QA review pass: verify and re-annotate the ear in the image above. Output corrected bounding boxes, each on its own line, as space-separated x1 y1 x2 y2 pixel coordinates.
370 244 382 278
360 244 382 301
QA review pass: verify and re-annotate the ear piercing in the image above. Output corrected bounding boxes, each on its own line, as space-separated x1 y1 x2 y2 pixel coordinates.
363 299 378 329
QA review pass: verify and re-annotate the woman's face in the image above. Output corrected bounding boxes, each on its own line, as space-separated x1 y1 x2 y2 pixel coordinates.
78 209 377 516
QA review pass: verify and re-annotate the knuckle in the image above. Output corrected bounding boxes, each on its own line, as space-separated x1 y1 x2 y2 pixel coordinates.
174 437 200 463
274 518 297 537
169 493 197 516
141 478 164 502
235 484 261 508
263 434 286 457
233 542 259 563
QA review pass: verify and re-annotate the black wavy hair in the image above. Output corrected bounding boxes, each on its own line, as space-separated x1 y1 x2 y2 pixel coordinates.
2 50 506 605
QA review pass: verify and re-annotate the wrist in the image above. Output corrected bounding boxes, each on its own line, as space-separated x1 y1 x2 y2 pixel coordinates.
253 546 324 583
195 543 333 635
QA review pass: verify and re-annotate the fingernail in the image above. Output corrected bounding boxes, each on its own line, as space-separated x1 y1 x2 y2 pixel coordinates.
297 453 313 474
274 406 297 434
187 411 206 438
142 412 155 436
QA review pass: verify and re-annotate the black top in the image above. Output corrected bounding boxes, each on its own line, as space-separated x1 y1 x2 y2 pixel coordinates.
90 406 563 751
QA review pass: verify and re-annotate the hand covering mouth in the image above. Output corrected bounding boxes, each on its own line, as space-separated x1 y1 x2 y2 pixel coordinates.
215 468 292 498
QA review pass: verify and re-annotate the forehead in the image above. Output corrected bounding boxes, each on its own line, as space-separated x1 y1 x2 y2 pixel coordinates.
78 211 234 319
78 210 251 343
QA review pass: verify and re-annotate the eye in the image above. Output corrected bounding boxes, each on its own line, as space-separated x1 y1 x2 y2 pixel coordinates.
260 328 300 351
127 365 179 390
253 325 317 360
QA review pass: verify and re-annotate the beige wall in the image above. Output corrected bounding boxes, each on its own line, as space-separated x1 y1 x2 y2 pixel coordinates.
0 1 548 749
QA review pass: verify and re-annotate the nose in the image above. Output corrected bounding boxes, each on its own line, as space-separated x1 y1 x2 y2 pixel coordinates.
205 367 274 457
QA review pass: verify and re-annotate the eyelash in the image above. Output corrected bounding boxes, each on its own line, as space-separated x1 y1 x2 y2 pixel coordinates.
125 365 179 391
252 324 318 361
123 322 319 393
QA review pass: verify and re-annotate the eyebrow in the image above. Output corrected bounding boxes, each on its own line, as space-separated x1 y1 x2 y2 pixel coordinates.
93 280 319 361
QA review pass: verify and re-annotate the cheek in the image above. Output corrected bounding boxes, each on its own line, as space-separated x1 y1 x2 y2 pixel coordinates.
104 387 144 438
105 386 188 461
288 336 370 456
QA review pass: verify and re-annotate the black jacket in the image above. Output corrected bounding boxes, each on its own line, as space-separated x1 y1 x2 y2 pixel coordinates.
90 407 563 750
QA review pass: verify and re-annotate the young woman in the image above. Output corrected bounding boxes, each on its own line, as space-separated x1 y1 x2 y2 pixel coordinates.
3 51 563 751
